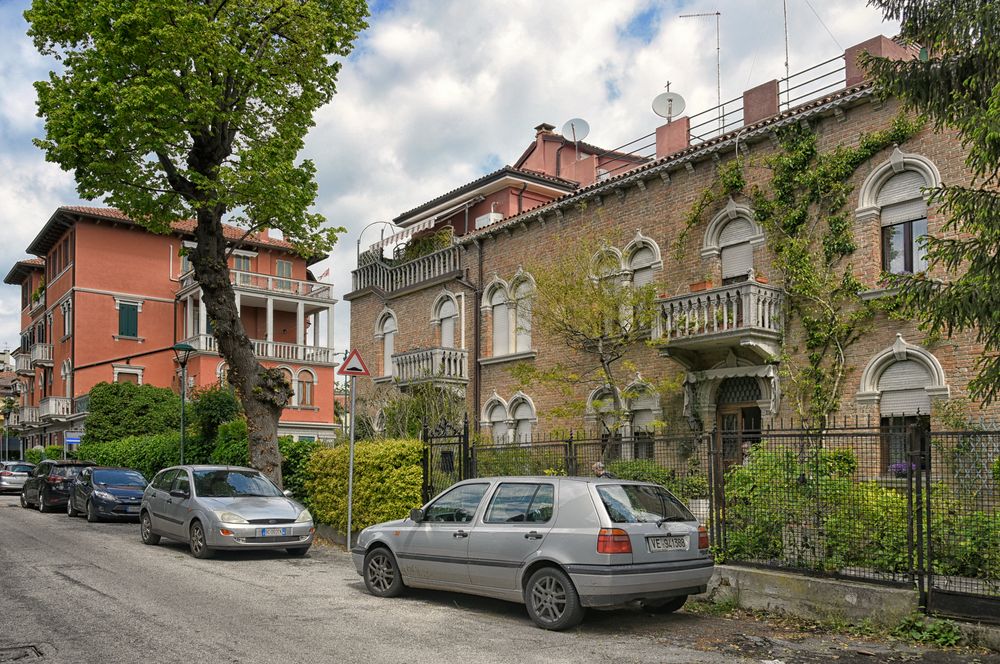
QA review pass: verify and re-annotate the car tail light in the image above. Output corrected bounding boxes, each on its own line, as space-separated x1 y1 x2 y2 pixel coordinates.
597 528 632 554
46 476 63 484
0 471 11 477
698 525 709 551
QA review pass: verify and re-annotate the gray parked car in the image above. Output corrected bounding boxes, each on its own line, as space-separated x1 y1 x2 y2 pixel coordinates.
0 461 35 493
140 465 314 558
352 476 713 630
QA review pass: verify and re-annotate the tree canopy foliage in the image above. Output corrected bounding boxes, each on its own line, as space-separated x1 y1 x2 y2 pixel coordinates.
865 0 1000 404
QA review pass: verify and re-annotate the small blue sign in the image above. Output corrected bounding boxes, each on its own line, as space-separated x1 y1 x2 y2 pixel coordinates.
65 436 81 445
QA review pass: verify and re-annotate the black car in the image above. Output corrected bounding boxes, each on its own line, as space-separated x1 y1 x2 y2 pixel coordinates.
21 460 96 512
68 466 148 522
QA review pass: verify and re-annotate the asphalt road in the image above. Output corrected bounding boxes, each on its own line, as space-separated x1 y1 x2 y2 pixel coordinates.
0 494 992 664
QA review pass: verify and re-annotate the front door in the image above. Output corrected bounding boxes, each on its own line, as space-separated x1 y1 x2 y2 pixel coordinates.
397 482 490 585
718 405 761 467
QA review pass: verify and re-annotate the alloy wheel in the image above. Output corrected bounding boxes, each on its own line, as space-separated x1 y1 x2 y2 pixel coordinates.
366 551 395 593
530 575 568 624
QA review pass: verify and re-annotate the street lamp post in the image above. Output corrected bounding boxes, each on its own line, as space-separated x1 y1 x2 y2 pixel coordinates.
172 343 196 464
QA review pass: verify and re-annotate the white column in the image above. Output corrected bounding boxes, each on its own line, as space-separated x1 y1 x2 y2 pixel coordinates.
296 301 305 348
326 305 335 349
185 295 193 339
198 291 207 338
234 291 241 319
312 312 320 347
266 297 274 342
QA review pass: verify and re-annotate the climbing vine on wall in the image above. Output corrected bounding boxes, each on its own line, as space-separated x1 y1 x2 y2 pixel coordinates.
684 112 922 423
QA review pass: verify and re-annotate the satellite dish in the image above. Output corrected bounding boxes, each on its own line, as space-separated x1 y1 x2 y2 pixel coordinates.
652 92 686 120
562 118 590 143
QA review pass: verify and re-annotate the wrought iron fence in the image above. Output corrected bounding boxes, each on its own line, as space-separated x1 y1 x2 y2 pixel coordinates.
419 418 1000 622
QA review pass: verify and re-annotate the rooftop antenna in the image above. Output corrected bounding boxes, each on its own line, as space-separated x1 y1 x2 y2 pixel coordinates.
561 118 590 162
782 0 790 109
679 10 722 133
652 81 687 123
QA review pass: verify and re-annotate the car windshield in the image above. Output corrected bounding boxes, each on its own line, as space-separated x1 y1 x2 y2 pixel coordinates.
94 470 147 487
52 466 85 478
193 470 283 498
597 484 694 524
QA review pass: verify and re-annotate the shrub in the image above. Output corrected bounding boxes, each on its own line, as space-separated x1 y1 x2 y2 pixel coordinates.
305 438 423 531
83 382 180 445
208 418 319 495
608 459 709 502
25 447 44 464
993 456 1000 485
76 432 181 480
280 437 321 499
473 444 567 477
44 444 65 460
189 385 242 451
210 419 251 466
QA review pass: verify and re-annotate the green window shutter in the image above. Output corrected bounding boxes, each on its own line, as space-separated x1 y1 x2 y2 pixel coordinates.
119 303 138 337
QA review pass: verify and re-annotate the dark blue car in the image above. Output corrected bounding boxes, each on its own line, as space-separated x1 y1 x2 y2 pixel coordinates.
68 467 148 522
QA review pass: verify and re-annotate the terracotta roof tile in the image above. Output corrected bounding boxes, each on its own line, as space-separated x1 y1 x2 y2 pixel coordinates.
59 206 296 250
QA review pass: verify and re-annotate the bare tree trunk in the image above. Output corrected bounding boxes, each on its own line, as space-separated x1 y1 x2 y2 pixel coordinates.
190 206 291 486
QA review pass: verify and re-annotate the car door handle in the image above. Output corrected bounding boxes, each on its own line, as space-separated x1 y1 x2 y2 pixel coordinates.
453 530 468 538
524 531 543 540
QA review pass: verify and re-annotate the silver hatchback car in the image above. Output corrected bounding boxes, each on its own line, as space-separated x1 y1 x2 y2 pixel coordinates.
140 465 314 558
352 476 713 630
0 461 35 493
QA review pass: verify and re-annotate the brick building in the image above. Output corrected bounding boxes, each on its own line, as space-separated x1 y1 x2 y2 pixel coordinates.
348 35 999 473
5 207 340 451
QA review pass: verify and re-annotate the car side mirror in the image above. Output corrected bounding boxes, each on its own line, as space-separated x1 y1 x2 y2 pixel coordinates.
169 489 189 499
283 489 293 498
409 508 425 523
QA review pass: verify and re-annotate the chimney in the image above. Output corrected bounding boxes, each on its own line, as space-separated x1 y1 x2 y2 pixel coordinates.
743 79 779 126
534 123 556 137
844 35 916 88
655 117 691 159
259 228 269 240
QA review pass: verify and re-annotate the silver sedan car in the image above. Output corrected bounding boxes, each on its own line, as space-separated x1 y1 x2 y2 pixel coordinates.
140 465 314 558
0 461 35 493
352 476 713 630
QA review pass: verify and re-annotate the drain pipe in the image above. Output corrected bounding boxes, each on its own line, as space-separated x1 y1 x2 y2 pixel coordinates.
516 183 528 214
473 238 483 432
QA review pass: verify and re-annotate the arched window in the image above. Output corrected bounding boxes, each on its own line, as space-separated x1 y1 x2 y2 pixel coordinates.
857 149 940 277
623 232 662 289
297 370 315 407
437 297 458 349
217 362 229 387
488 402 509 443
719 218 756 283
509 395 536 445
513 279 533 353
587 386 622 439
378 313 397 377
490 288 509 357
61 360 72 399
591 247 623 279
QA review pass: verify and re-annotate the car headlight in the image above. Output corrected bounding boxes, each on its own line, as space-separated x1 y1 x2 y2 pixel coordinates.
215 511 249 524
295 509 313 523
93 490 116 501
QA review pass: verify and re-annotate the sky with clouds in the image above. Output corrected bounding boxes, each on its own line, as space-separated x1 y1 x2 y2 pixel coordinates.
0 0 897 357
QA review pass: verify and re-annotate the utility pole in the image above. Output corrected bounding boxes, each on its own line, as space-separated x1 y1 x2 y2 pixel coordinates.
680 11 722 133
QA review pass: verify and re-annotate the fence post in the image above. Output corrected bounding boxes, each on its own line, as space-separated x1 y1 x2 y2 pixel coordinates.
909 422 928 611
707 428 725 551
421 420 430 503
461 413 471 481
566 431 575 476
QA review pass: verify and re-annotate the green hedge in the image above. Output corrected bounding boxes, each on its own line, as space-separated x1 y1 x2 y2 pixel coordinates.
608 459 710 501
77 432 181 481
25 447 43 464
44 444 65 460
305 438 423 532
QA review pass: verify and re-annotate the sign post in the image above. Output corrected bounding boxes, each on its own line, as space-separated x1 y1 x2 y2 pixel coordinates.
337 349 370 550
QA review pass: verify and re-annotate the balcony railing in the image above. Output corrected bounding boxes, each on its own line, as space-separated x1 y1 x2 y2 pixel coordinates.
40 397 72 419
391 347 469 385
182 334 337 365
352 245 461 294
655 282 784 343
20 406 39 425
179 270 335 301
6 410 20 427
15 353 32 374
30 343 53 367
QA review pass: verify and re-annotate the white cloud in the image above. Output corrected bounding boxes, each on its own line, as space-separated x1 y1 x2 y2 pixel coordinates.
0 0 897 356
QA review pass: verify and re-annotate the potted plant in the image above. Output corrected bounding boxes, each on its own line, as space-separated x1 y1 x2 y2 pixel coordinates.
755 274 769 285
689 275 713 292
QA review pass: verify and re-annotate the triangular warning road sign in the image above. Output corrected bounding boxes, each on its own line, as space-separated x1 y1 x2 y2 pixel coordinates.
337 349 371 377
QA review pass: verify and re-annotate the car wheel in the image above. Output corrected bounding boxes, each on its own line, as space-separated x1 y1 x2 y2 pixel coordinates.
67 496 78 517
20 491 29 509
189 520 214 559
37 490 47 513
140 511 160 545
524 567 585 631
86 499 100 523
363 547 405 598
286 546 310 557
644 595 687 615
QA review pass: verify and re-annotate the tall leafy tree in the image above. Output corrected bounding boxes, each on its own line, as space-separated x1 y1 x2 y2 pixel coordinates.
864 0 1000 404
26 0 368 483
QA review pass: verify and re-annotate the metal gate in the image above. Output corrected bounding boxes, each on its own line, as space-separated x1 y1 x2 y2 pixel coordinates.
420 415 469 503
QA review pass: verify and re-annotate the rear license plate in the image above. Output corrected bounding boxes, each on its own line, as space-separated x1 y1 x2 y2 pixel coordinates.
125 505 140 513
259 528 288 537
647 536 689 552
